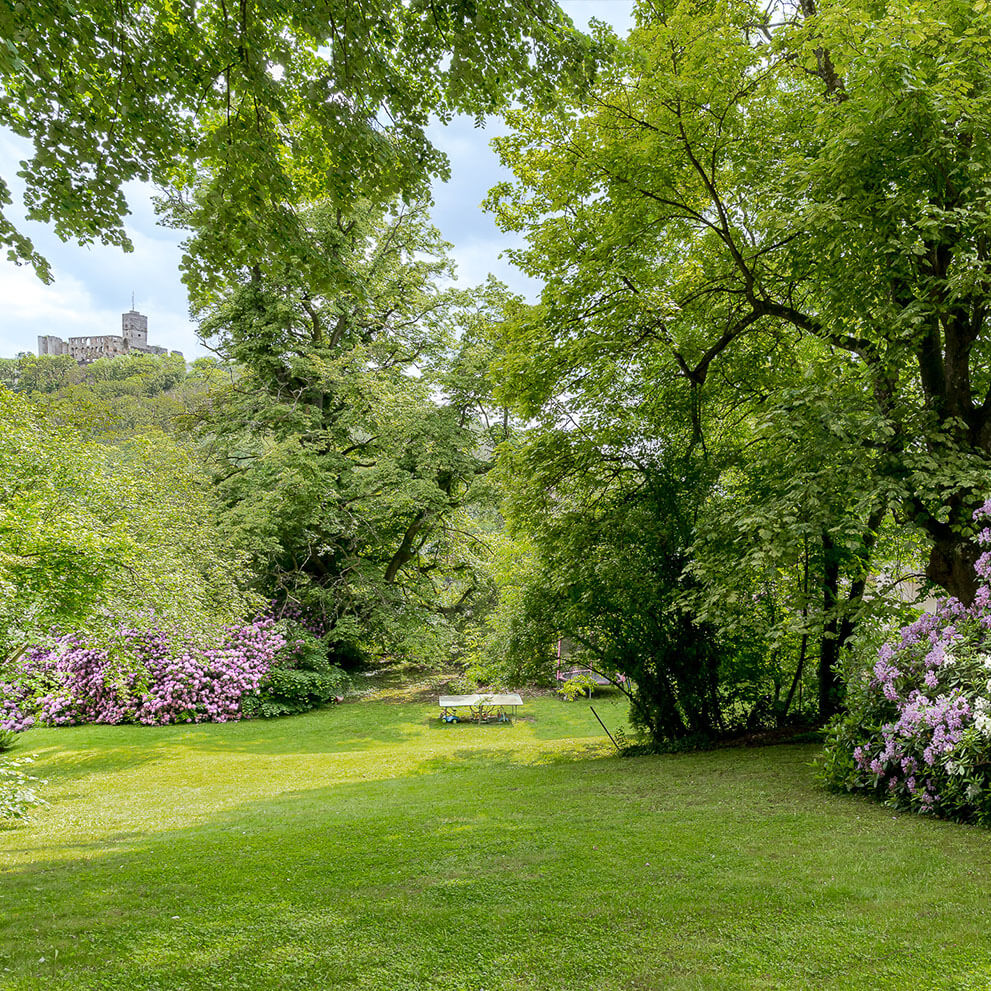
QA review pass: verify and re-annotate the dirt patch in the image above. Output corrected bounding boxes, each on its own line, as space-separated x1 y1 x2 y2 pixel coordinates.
346 663 462 704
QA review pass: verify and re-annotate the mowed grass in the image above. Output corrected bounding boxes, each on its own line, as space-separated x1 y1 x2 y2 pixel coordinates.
2 696 991 991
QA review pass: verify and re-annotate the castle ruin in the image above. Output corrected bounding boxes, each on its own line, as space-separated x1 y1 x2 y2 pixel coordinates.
38 309 183 364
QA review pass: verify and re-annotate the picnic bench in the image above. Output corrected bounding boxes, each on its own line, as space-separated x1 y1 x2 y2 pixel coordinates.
438 693 523 724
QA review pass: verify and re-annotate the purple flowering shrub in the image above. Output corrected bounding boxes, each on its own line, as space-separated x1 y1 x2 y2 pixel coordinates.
4 618 287 727
274 601 330 638
0 683 35 752
819 501 991 824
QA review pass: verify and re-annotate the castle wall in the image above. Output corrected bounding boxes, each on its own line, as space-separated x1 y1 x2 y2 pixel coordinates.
67 335 130 363
36 310 175 365
37 335 69 356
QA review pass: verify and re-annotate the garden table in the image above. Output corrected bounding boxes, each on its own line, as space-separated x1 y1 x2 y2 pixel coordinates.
438 693 523 723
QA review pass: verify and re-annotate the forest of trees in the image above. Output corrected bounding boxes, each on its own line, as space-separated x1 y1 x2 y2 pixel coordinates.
4 0 991 760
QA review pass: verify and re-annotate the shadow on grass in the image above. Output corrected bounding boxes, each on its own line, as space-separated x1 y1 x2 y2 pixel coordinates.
185 703 425 755
0 755 630 991
12 742 175 791
2 746 991 991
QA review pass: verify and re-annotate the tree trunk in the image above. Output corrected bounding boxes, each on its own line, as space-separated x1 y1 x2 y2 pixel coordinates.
780 538 811 724
818 530 843 721
818 628 843 722
926 537 980 606
819 507 887 721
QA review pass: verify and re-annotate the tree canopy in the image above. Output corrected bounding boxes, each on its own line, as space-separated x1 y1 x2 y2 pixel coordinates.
487 0 991 611
461 0 991 727
193 199 509 659
0 0 592 286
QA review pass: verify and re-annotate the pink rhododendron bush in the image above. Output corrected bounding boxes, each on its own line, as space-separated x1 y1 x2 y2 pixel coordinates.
0 618 287 729
819 502 991 825
0 685 35 753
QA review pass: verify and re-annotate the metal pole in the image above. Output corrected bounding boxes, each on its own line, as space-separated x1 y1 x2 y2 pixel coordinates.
589 705 621 751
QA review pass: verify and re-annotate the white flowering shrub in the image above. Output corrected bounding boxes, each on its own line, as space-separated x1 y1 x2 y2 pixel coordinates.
0 756 46 822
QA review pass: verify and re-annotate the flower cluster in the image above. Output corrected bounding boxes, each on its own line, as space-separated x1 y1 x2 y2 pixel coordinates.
820 499 991 824
5 618 286 727
0 682 34 734
273 600 329 638
133 620 284 725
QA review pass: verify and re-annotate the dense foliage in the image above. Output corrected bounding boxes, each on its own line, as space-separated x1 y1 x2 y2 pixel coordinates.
475 0 991 739
0 352 230 438
490 0 991 607
243 623 351 719
194 201 507 663
0 386 258 663
468 430 792 742
819 503 991 823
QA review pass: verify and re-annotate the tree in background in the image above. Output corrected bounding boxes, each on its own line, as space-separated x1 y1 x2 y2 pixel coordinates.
498 433 744 742
0 352 237 446
192 201 508 661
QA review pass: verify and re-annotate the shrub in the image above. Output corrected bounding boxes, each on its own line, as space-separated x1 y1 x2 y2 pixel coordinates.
135 620 284 725
818 500 991 824
4 616 356 727
241 621 350 718
559 674 597 701
0 683 34 733
0 682 34 753
5 618 286 726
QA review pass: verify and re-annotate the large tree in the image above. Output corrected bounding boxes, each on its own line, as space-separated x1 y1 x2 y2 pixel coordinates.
488 0 991 607
194 200 507 656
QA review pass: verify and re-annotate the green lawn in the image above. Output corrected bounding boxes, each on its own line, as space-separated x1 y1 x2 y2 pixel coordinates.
1 695 991 990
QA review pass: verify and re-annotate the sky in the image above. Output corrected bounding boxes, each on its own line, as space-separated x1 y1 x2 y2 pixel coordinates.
0 1 634 360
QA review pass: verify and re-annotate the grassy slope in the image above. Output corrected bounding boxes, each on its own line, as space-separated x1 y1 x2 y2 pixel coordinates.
1 696 990 991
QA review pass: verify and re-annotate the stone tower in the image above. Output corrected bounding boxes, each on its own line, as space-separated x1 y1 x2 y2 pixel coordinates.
121 309 148 347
